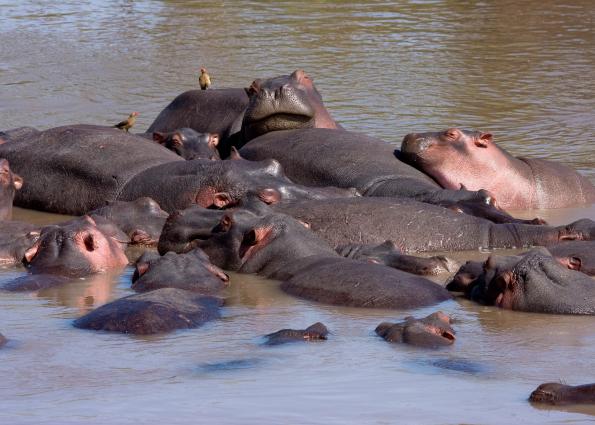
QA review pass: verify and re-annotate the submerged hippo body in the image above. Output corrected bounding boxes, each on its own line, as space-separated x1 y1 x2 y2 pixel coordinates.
375 312 456 347
264 322 329 345
0 125 181 214
400 128 595 209
0 159 23 220
530 383 595 405
73 288 222 335
456 249 595 315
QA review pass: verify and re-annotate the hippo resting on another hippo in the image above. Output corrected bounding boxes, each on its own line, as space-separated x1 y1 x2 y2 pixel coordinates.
152 128 220 160
400 128 595 210
2 216 128 291
0 159 23 220
89 197 169 247
449 249 595 315
73 288 223 335
147 88 249 157
530 383 595 405
0 125 354 215
196 212 452 309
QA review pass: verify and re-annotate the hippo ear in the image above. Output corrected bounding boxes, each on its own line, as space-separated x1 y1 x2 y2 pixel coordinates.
24 241 40 263
229 147 243 160
213 192 233 209
239 226 272 260
12 173 23 190
208 133 220 149
171 132 184 147
219 214 234 232
559 256 582 271
82 215 97 227
152 132 166 144
258 188 281 205
484 255 498 271
474 133 493 148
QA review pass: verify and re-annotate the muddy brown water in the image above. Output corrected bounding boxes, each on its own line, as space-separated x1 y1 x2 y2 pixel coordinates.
1 1 594 424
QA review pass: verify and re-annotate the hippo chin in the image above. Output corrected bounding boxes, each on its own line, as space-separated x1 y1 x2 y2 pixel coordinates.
375 312 456 347
400 128 595 209
530 383 595 405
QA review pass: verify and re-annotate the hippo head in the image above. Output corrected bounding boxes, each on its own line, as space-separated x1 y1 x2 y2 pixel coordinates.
476 249 595 314
0 159 23 220
400 128 503 191
153 128 221 160
241 70 338 141
24 216 129 277
375 311 456 347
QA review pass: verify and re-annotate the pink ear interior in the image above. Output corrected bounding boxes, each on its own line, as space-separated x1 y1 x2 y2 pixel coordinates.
474 133 493 148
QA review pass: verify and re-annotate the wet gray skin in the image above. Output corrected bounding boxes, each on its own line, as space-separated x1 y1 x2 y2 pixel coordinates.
468 249 595 315
375 311 456 347
530 383 595 405
264 322 329 346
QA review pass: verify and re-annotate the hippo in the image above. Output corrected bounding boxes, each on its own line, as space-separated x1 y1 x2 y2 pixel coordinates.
375 312 456 347
272 198 595 253
152 128 220 160
0 221 40 266
197 212 452 309
0 125 354 215
530 383 595 405
337 241 459 275
452 249 595 315
239 69 339 145
89 197 169 247
73 288 223 335
0 333 6 348
147 88 249 156
264 322 329 345
400 128 595 209
239 128 531 223
23 216 129 278
0 159 23 220
132 248 229 295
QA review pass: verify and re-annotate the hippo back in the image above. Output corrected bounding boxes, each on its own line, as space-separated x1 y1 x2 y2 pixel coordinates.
0 125 181 214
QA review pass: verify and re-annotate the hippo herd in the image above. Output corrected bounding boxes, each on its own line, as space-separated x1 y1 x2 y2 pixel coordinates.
1 69 595 407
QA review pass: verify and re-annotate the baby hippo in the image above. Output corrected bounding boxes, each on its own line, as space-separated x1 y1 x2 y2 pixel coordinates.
400 128 595 209
530 383 595 405
375 312 456 347
153 128 220 160
264 322 329 345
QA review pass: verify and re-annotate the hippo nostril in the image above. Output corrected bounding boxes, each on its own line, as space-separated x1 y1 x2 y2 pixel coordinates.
442 330 456 341
83 234 96 252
